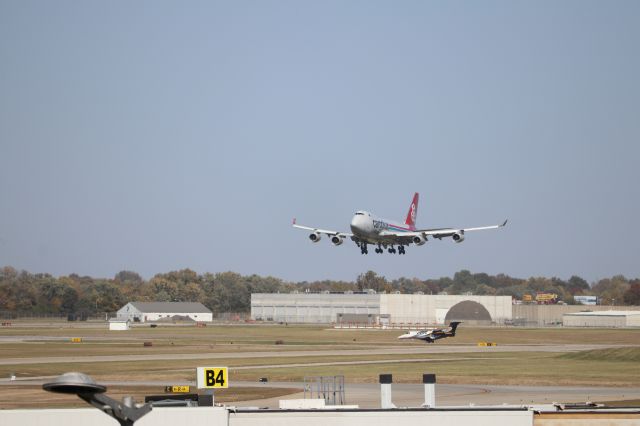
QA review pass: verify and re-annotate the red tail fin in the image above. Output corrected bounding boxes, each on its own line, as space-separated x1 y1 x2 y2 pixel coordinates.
405 192 419 230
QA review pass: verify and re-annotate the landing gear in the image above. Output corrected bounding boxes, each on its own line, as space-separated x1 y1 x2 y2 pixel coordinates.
360 243 368 255
364 242 405 254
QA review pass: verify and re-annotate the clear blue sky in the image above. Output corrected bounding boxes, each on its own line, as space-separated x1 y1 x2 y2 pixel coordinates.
1 1 639 283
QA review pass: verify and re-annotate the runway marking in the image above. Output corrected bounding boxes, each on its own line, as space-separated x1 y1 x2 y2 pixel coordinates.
229 357 514 370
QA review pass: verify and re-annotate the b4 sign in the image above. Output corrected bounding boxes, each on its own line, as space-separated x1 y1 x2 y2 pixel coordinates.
196 367 228 389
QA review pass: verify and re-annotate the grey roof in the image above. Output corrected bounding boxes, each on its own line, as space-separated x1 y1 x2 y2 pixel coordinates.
129 302 212 314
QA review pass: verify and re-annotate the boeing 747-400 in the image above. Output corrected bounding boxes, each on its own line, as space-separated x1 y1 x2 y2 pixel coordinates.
293 193 506 255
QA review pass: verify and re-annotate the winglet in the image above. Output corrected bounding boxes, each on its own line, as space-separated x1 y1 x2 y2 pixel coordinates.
292 218 296 225
501 219 508 227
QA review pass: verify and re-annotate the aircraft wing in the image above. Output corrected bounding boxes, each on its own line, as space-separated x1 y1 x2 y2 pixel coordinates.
292 219 353 237
380 219 507 241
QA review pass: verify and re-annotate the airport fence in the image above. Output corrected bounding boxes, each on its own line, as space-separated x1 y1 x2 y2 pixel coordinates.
212 312 251 322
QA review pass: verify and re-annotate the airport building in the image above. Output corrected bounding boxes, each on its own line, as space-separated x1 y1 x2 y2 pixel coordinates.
116 302 212 323
562 310 640 327
251 293 512 325
512 304 640 327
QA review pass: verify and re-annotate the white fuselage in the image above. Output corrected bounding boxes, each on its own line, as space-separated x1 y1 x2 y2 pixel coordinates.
349 211 413 244
398 330 434 339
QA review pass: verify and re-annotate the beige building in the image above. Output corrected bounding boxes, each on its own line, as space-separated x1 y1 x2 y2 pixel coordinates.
251 293 512 325
563 310 640 327
513 304 640 327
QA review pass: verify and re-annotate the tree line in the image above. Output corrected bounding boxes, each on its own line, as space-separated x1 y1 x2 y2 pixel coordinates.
1 266 639 317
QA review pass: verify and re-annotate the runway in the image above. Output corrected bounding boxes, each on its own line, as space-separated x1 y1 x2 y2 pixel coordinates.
0 343 632 366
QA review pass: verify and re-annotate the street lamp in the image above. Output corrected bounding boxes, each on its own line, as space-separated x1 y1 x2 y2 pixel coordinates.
43 372 152 426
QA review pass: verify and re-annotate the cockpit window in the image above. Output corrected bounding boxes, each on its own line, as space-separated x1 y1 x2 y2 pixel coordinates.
355 212 365 215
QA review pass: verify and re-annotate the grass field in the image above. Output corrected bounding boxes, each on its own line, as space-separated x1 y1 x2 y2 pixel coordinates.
560 347 640 362
1 322 639 408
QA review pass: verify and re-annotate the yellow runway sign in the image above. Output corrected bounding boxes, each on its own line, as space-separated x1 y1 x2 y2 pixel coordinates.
164 385 190 393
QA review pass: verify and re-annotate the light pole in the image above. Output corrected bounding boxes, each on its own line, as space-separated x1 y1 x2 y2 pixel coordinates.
43 372 152 426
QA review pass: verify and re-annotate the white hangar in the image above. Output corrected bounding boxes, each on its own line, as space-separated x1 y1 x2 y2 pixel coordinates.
251 293 512 325
117 302 213 323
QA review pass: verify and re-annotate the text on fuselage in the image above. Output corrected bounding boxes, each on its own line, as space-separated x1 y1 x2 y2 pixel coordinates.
373 220 389 230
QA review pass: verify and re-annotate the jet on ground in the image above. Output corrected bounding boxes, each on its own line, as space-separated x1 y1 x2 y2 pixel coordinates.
293 193 506 254
398 321 462 343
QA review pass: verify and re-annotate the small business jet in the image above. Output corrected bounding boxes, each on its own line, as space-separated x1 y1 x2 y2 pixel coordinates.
293 193 506 254
398 321 462 343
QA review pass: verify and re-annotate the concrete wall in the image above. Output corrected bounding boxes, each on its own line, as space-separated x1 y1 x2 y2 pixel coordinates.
563 315 626 327
0 407 228 426
0 407 532 426
2 406 638 426
563 313 640 327
229 410 532 426
380 295 512 325
251 293 380 323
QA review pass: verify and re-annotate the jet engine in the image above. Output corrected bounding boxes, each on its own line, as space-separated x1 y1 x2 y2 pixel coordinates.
452 232 465 243
331 235 344 246
412 235 427 246
309 232 322 243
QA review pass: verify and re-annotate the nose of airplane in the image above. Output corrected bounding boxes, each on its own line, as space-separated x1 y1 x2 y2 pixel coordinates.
350 215 359 227
350 215 362 232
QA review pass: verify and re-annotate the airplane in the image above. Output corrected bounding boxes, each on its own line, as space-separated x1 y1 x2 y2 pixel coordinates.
292 192 507 254
398 321 462 343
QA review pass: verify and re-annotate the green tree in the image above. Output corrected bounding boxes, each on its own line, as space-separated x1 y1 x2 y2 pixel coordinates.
623 281 640 305
568 275 590 294
474 284 497 295
450 270 478 294
356 271 389 292
114 270 143 284
61 287 79 313
593 275 630 305
211 272 249 312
